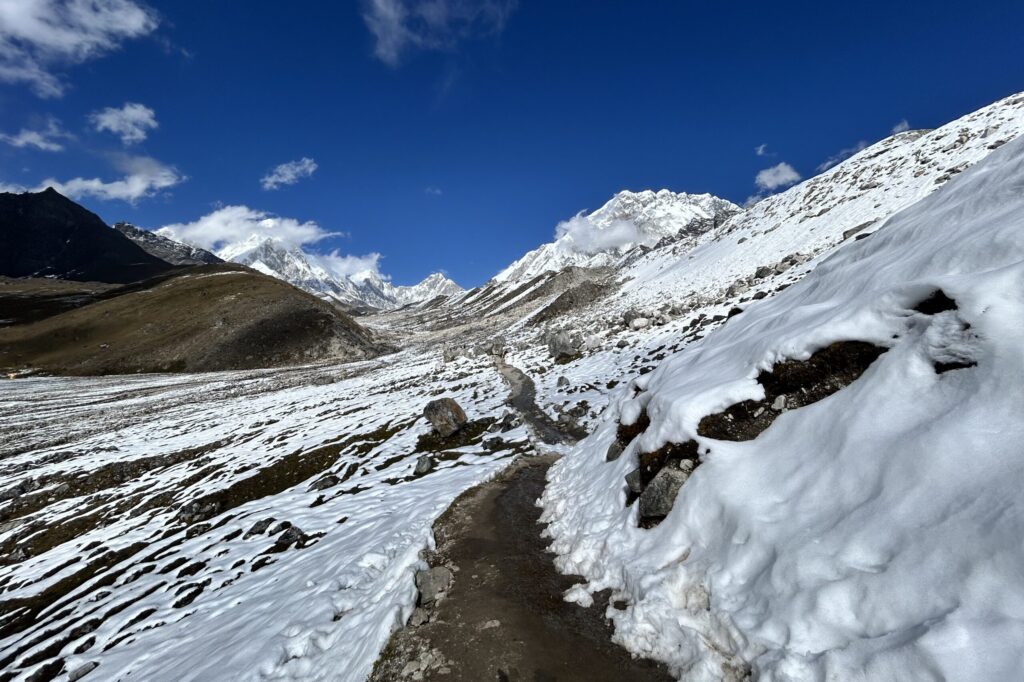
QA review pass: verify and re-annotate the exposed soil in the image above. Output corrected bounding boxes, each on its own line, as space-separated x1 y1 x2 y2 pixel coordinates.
496 359 586 444
369 456 673 682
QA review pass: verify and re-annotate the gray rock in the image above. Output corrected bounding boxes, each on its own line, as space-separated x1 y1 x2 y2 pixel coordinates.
415 565 453 606
616 338 629 349
638 460 695 518
69 662 99 682
308 474 340 491
556 375 570 388
771 394 787 411
605 439 625 462
629 317 650 330
409 607 431 627
244 517 276 539
625 468 643 494
414 455 435 476
423 398 467 437
547 330 582 363
273 525 307 551
754 265 774 279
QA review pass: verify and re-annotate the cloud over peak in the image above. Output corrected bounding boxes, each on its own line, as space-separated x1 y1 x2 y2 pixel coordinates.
158 205 339 253
754 162 801 191
261 157 318 190
0 0 158 98
1 154 184 203
362 0 517 66
90 102 158 144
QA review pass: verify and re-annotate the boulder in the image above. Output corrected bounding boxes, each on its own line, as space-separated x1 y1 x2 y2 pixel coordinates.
754 265 774 279
605 439 625 462
638 460 695 519
424 398 467 437
629 317 650 330
415 565 453 606
547 330 582 363
414 455 435 476
624 468 643 494
557 375 570 388
308 474 339 491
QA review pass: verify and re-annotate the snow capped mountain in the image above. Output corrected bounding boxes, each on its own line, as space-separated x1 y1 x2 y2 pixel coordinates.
113 222 222 266
217 234 462 309
493 190 740 283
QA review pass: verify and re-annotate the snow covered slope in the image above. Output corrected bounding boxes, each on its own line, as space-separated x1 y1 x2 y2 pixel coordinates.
540 121 1024 681
494 190 739 283
113 222 222 266
217 235 462 309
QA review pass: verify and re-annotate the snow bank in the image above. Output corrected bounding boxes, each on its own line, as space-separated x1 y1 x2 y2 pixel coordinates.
541 134 1024 680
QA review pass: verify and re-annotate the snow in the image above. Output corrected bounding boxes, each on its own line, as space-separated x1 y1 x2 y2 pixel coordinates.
0 351 528 681
539 127 1024 680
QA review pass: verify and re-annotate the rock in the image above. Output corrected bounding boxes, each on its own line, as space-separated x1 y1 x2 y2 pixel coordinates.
624 468 643 494
605 439 625 462
771 394 787 411
754 265 774 279
308 474 340 491
556 375 570 388
409 607 431 627
547 330 582 363
616 338 629 349
423 398 467 437
638 460 695 519
480 619 501 630
244 517 275 539
69 662 99 681
414 455 435 476
774 261 792 274
415 566 453 607
726 280 750 297
629 317 650 330
273 525 307 551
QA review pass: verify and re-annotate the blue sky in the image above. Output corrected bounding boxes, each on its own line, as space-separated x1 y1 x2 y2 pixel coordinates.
2 1 1023 287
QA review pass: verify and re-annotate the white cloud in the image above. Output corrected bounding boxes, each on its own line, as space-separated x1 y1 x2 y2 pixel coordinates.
891 119 910 134
90 102 158 144
815 140 868 172
0 117 69 151
362 0 516 66
3 154 184 203
754 162 801 191
314 250 384 283
260 157 318 190
425 185 443 196
755 143 770 157
0 0 158 98
554 213 651 256
158 205 340 253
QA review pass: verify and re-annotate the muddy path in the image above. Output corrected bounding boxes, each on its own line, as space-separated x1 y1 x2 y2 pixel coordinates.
494 358 585 445
369 455 674 681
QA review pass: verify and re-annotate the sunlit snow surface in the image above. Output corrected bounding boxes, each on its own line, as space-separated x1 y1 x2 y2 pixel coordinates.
541 133 1024 680
0 351 528 681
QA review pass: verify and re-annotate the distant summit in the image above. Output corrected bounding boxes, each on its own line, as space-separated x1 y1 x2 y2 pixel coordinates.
0 188 173 283
114 222 222 266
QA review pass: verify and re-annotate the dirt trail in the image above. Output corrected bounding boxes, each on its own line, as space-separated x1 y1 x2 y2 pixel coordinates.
370 364 673 681
495 357 584 445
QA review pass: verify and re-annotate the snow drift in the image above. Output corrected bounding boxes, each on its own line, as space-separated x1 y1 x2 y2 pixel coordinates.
541 130 1024 680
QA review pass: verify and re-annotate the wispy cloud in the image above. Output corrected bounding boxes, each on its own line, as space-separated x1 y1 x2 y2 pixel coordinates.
261 157 318 190
425 185 443 196
554 213 652 256
158 205 339 253
3 154 185 203
90 102 158 144
0 0 158 98
362 0 517 66
891 119 910 134
816 141 868 172
0 117 70 151
755 162 801 191
754 143 772 157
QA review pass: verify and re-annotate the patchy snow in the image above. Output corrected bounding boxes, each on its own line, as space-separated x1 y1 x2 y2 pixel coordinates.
540 129 1024 680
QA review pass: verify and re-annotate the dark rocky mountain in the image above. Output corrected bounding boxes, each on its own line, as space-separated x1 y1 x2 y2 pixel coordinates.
114 222 222 266
0 188 173 283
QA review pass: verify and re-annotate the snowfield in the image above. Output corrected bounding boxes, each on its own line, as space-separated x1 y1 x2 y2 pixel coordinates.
540 128 1024 680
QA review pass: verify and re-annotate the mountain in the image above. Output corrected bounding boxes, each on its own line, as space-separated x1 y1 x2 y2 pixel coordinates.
0 263 392 375
0 188 174 284
114 222 222 266
493 190 740 283
214 234 463 309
